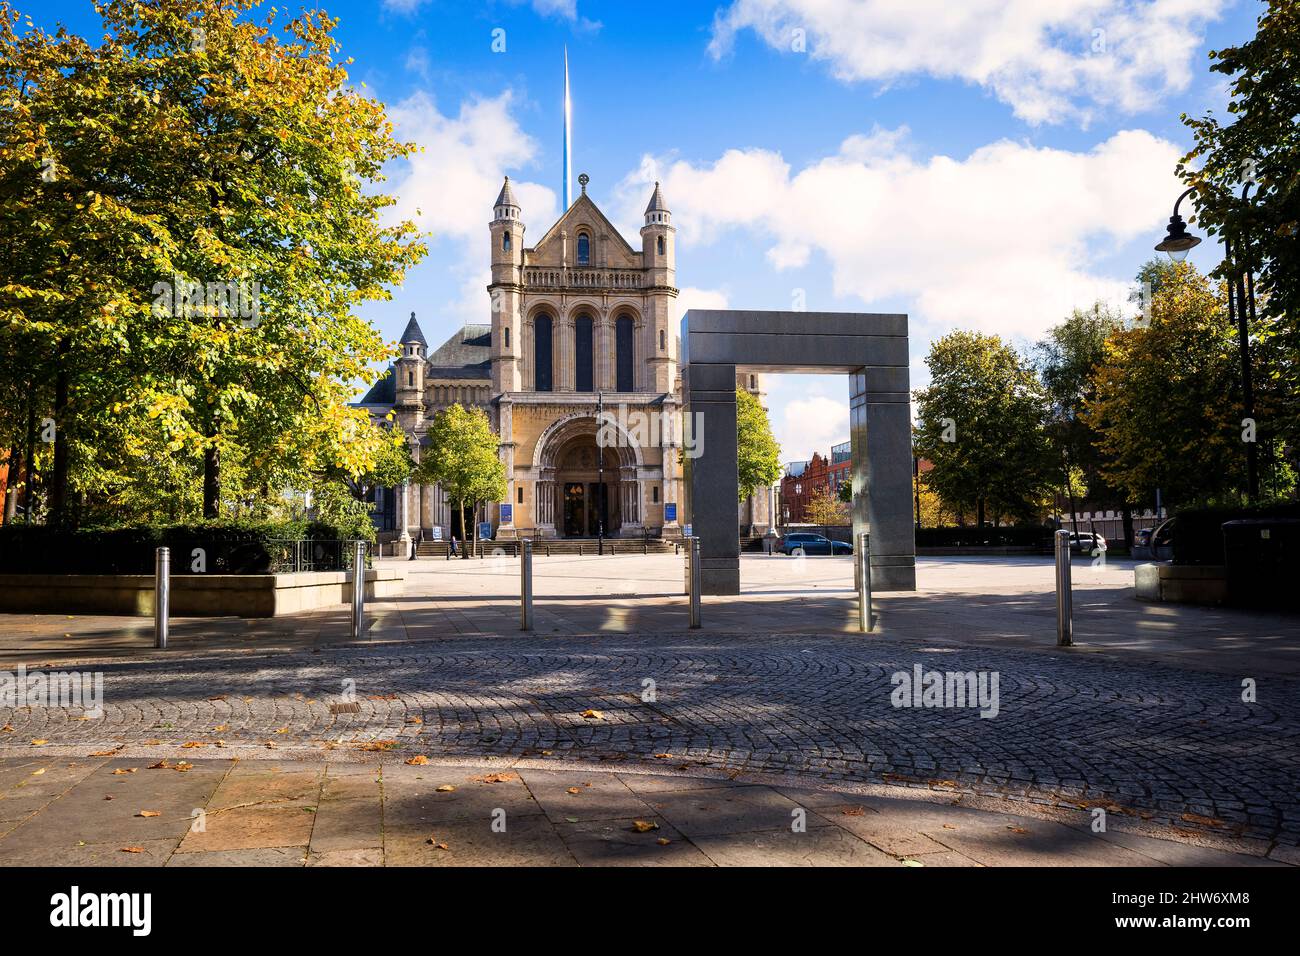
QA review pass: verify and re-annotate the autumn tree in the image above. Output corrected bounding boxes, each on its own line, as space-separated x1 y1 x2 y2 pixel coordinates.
805 486 849 526
0 0 425 525
1084 263 1257 509
1034 302 1130 541
736 388 782 502
913 331 1056 526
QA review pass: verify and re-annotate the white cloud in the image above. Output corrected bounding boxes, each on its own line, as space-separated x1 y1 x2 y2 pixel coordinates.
386 90 557 325
709 0 1227 124
619 127 1183 341
404 45 431 82
672 286 730 326
388 89 556 243
778 394 848 465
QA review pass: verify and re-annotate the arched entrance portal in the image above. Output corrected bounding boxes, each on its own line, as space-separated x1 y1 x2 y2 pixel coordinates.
534 413 643 538
554 437 620 537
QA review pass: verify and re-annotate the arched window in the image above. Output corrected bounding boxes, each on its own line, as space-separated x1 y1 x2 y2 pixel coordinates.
534 314 553 392
502 232 511 252
616 314 634 392
407 371 414 386
659 329 665 352
504 326 510 349
656 235 665 256
575 314 594 392
576 232 591 265
750 374 756 389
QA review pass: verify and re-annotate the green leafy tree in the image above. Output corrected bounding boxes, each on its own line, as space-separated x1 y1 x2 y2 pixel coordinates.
414 404 506 557
736 388 781 502
1034 302 1129 540
1179 1 1300 451
1083 263 1256 509
913 331 1056 526
805 486 849 526
0 0 425 526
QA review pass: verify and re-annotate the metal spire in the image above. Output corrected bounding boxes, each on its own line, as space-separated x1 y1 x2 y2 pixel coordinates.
563 47 573 210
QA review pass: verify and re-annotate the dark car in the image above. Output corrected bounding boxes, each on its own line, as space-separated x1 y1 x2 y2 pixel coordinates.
778 532 853 556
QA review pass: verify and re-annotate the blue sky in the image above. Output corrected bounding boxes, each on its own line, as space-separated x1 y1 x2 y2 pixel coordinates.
37 0 1262 462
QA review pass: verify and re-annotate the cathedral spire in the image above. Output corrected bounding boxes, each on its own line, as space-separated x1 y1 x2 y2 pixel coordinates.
563 47 573 211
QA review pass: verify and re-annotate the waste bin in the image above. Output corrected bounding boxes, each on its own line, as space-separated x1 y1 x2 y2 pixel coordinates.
1222 518 1300 609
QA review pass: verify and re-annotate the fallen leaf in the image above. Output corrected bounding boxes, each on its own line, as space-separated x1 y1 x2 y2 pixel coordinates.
144 740 162 746
214 725 228 732
405 756 429 766
564 816 579 823
30 768 45 776
1181 812 1225 828
104 796 113 801
631 820 660 833
120 847 145 854
112 768 138 775
425 838 449 850
405 717 423 725
1006 825 1028 834
471 772 517 784
207 695 227 702
579 709 604 720
942 824 958 830
566 787 581 795
0 725 12 732
540 750 552 756
841 806 866 816
359 741 397 752
435 785 456 792
137 810 161 818
89 747 122 757
30 739 47 746
902 859 924 867
274 727 289 735
174 761 193 772
181 741 205 749
653 753 672 759
147 760 170 770
656 837 671 846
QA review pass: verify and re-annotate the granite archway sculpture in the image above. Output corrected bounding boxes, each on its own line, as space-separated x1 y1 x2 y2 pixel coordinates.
681 310 916 595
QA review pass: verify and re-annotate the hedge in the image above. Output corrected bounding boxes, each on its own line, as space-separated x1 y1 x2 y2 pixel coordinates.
915 526 1053 549
1170 503 1300 566
0 520 351 575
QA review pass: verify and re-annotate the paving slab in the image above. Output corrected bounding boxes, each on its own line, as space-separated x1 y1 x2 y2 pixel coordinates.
556 815 710 867
642 785 804 838
691 825 901 867
384 812 575 867
167 847 307 867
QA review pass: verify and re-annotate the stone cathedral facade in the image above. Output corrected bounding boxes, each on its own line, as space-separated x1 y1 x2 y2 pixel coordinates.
356 177 772 542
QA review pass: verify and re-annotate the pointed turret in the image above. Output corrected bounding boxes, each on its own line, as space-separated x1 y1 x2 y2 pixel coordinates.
644 181 670 224
494 177 521 222
400 311 427 350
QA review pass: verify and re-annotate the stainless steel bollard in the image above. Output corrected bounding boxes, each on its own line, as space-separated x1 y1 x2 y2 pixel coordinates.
688 536 702 629
520 539 534 631
857 532 873 632
154 546 169 649
1055 529 1073 646
351 540 365 640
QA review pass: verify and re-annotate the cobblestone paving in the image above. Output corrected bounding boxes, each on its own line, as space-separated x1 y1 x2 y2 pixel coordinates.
2 632 1297 847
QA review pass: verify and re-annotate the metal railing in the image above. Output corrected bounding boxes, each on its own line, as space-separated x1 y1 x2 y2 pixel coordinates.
266 538 372 574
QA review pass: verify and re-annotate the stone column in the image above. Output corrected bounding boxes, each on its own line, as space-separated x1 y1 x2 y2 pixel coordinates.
683 362 740 594
850 369 916 590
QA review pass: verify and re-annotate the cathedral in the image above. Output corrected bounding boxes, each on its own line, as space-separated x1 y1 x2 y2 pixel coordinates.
356 175 772 543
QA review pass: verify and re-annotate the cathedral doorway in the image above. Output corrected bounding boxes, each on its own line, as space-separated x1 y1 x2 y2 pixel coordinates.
555 440 620 537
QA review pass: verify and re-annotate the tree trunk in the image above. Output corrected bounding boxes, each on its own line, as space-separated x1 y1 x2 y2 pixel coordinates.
47 342 70 526
3 445 21 523
1121 502 1134 550
459 498 469 560
203 443 221 519
977 497 985 528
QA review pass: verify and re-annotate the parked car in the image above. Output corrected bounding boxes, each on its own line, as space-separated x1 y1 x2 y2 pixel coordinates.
1068 531 1107 555
779 532 853 556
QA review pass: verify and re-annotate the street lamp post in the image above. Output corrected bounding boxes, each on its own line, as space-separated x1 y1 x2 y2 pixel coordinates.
1155 184 1259 502
596 391 605 556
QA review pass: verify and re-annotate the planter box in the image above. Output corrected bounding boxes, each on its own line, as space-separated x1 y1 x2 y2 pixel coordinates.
1134 563 1227 605
0 568 405 618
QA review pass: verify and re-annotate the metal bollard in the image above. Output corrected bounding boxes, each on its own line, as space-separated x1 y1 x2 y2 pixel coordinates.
154 546 169 649
857 532 873 632
520 539 534 630
688 536 701 629
1055 529 1073 646
351 540 365 640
